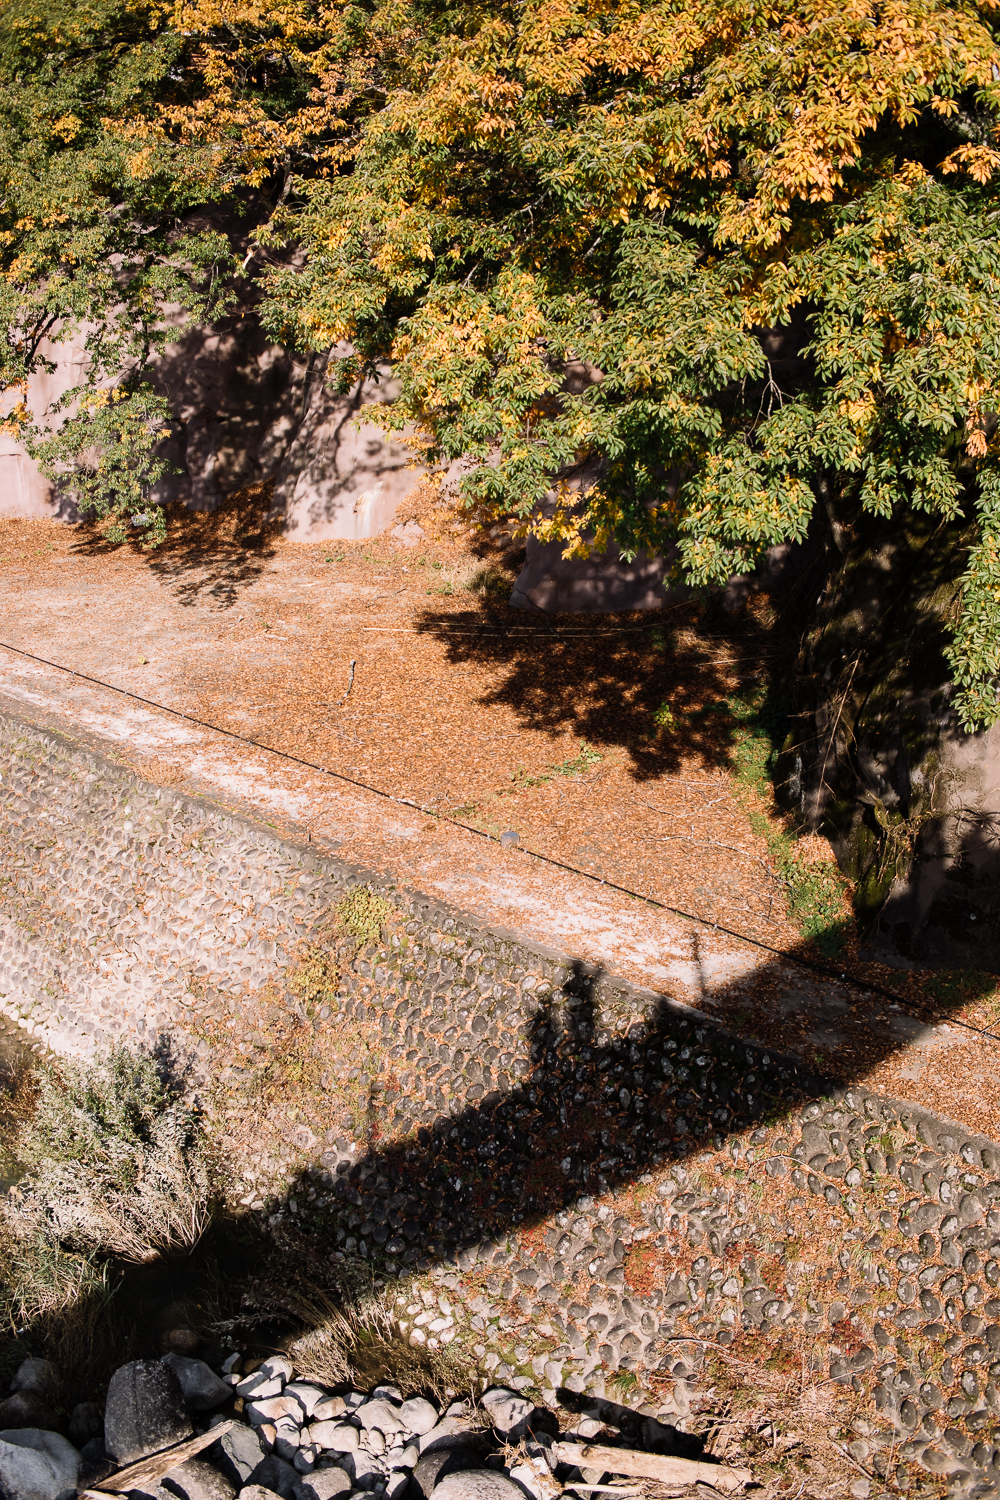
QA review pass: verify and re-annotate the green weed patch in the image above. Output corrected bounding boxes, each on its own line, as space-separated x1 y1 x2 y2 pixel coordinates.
727 690 854 957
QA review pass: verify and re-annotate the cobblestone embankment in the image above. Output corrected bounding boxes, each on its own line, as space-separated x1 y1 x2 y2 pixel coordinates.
4 709 1000 1495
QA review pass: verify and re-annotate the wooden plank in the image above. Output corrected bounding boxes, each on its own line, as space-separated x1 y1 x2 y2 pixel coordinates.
551 1440 752 1492
84 1420 235 1495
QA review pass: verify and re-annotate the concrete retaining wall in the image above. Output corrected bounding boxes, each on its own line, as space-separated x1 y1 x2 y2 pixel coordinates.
7 708 1000 1492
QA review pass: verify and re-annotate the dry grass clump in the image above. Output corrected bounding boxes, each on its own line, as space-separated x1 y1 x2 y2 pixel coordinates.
2 1045 211 1264
689 1338 869 1499
216 1229 472 1398
0 1044 207 1403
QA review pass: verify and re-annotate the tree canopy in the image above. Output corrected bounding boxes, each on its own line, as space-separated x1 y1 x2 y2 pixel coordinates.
3 0 1000 722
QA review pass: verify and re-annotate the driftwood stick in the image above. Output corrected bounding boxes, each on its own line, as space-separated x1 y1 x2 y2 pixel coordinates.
551 1440 752 1492
84 1420 235 1495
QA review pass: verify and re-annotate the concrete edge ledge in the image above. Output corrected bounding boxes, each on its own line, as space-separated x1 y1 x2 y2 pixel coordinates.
1 695 997 1157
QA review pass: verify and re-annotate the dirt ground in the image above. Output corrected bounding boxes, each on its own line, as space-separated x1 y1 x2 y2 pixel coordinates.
2 488 999 1140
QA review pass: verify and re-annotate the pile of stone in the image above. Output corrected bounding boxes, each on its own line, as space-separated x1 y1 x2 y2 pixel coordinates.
0 1349 731 1500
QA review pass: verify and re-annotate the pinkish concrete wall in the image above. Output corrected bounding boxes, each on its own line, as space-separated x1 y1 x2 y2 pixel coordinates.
0 324 421 540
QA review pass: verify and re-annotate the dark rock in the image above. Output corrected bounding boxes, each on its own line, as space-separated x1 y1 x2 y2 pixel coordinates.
11 1359 57 1402
161 1355 231 1411
210 1422 267 1486
105 1360 193 1465
0 1392 52 1430
249 1454 299 1499
161 1327 201 1355
78 1442 116 1492
411 1446 480 1500
69 1402 105 1447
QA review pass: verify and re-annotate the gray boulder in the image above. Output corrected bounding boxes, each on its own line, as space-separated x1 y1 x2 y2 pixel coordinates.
209 1421 267 1486
161 1355 231 1411
0 1427 80 1500
11 1359 57 1402
158 1457 236 1500
411 1446 480 1500
292 1469 352 1500
238 1489 284 1500
479 1389 534 1440
433 1471 526 1500
105 1360 193 1464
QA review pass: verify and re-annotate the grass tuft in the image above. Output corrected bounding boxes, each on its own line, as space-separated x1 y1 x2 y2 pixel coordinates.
2 1045 211 1264
728 689 854 956
337 885 394 949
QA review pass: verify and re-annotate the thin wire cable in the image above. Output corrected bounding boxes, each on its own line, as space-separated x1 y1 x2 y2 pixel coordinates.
1 636 997 1047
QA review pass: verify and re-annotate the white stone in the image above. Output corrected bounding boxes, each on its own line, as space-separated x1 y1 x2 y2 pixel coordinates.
575 1419 602 1439
397 1397 438 1436
236 1372 283 1400
310 1422 359 1452
246 1395 303 1426
357 1398 404 1434
509 1455 561 1500
480 1388 534 1438
258 1356 293 1383
312 1397 348 1421
285 1383 328 1417
433 1470 526 1500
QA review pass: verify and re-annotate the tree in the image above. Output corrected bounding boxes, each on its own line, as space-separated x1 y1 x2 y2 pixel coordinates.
0 0 235 541
250 0 1000 729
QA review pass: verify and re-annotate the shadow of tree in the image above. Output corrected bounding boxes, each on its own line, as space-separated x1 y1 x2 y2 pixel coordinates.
69 483 281 610
414 597 786 781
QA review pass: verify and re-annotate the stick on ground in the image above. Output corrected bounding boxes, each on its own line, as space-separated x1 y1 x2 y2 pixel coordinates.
551 1440 752 1492
83 1420 235 1496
